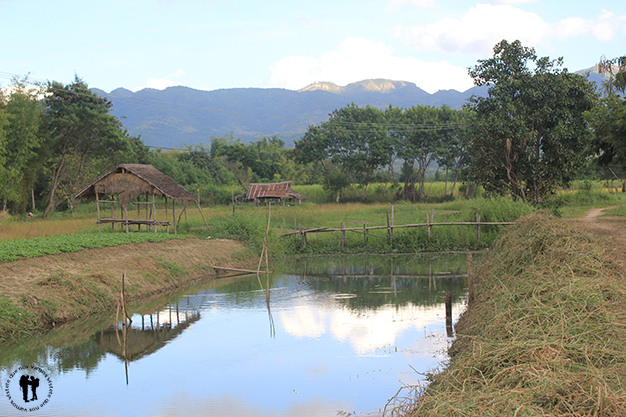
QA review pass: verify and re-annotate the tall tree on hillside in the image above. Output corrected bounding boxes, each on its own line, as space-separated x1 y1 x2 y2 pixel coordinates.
465 40 597 203
0 77 48 213
43 76 140 216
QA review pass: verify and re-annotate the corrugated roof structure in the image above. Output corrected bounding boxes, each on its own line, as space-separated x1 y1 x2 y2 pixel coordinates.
245 181 305 202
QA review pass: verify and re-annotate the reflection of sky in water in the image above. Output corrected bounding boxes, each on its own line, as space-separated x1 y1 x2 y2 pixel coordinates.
0 257 468 417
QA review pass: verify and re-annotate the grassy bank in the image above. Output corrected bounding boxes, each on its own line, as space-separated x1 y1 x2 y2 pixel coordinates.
406 212 626 416
0 238 255 340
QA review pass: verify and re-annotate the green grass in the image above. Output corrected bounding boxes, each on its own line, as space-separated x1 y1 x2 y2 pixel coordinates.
0 296 40 337
0 232 189 262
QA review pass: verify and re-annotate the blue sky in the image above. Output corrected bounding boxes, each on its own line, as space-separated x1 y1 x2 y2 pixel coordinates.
1 0 625 94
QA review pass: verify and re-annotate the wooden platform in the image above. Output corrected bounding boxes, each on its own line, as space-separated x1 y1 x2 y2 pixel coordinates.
97 217 171 227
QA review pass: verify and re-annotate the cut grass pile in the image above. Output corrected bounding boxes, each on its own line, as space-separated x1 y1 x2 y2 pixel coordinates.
0 232 189 262
407 212 626 416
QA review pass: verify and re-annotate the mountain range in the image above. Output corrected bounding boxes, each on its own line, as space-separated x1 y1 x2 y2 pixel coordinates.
93 67 605 149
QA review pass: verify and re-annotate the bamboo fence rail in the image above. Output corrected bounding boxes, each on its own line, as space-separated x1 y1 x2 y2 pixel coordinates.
283 211 515 246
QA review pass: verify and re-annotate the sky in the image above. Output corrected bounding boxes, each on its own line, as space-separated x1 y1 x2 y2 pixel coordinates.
1 0 625 94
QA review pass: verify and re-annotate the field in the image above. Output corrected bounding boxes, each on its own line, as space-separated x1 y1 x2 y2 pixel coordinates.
2 181 625 261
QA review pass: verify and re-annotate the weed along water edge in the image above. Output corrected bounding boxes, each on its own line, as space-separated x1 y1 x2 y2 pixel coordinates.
0 253 474 417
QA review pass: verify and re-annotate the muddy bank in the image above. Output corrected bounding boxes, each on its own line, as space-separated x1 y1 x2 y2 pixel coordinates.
0 237 257 338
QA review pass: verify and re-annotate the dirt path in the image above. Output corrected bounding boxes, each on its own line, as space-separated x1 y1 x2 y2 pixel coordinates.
567 206 626 260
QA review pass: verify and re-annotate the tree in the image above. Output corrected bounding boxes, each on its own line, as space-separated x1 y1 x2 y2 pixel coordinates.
295 103 392 199
589 55 626 169
465 40 598 203
43 76 140 216
0 77 48 213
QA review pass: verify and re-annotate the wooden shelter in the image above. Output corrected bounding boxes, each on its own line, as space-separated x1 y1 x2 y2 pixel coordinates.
75 164 207 234
236 181 305 205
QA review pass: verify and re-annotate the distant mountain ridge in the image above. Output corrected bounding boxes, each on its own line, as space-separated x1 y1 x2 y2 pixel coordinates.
93 72 604 149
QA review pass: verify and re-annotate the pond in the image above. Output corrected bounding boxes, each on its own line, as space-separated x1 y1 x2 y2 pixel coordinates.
0 253 476 417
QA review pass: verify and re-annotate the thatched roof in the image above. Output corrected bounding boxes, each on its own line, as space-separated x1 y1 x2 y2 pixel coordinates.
245 181 305 201
75 164 197 205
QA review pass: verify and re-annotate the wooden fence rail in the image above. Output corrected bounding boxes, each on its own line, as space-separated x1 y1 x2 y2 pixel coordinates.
283 221 514 236
284 210 516 248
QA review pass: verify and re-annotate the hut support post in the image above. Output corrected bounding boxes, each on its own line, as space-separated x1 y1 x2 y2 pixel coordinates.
124 204 129 233
137 197 141 232
96 191 101 233
197 201 209 227
173 199 177 235
111 200 115 232
165 197 169 234
153 194 157 233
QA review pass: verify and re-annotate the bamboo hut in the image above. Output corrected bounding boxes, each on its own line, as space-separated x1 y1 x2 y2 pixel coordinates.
235 181 305 205
75 164 206 234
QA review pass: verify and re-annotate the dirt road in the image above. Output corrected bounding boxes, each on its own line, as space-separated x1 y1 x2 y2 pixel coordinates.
568 206 626 260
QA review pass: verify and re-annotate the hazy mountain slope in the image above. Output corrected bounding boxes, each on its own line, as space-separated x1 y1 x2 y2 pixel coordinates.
92 72 601 149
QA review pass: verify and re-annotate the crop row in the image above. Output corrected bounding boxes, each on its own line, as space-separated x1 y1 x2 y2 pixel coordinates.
0 233 188 262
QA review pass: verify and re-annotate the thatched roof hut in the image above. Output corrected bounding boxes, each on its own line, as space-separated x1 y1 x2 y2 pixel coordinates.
75 164 196 205
75 164 204 234
237 181 305 204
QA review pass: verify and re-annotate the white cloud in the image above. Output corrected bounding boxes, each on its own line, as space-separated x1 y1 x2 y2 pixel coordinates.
552 10 626 42
388 0 437 9
481 0 537 4
393 3 549 55
263 36 475 93
131 69 187 92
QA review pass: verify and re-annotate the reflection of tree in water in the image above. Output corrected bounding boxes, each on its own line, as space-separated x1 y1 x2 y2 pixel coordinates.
291 254 470 311
51 339 108 374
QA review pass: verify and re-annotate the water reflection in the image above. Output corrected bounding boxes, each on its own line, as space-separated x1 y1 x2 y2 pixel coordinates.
0 253 478 417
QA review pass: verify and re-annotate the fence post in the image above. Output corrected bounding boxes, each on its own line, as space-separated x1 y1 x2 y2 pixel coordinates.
445 290 453 337
427 211 431 238
386 211 391 245
341 222 345 248
299 223 305 248
476 213 481 240
467 252 474 304
363 223 368 246
391 205 394 246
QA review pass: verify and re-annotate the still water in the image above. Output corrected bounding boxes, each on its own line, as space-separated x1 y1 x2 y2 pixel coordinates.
0 253 474 417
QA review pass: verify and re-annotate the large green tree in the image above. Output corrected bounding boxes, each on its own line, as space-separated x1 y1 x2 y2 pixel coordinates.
43 76 141 216
388 104 462 201
295 103 392 199
0 78 48 213
589 55 626 169
465 40 598 203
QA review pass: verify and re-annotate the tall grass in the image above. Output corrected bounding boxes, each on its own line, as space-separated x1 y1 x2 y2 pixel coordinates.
405 212 626 416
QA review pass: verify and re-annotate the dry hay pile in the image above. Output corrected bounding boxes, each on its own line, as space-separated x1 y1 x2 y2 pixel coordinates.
407 212 626 416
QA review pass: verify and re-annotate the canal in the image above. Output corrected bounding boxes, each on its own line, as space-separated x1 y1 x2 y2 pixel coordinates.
0 253 475 417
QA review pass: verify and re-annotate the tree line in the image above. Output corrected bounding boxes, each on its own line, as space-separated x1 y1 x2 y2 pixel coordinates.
296 40 626 204
0 76 326 216
1 40 625 216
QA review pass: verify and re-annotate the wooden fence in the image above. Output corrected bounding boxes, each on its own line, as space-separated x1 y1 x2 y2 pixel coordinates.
283 209 514 247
